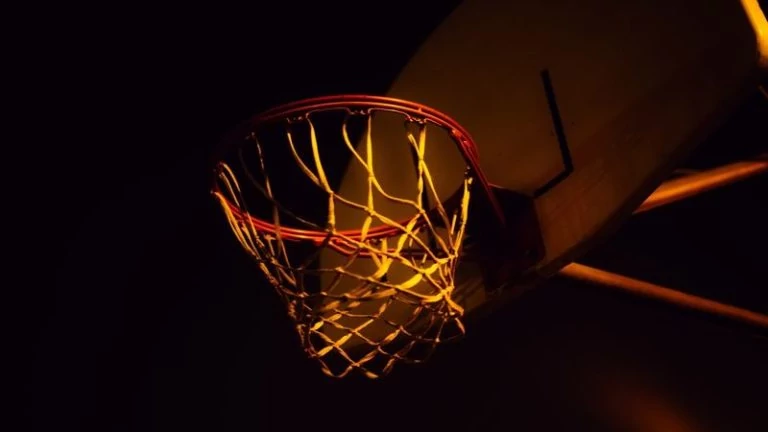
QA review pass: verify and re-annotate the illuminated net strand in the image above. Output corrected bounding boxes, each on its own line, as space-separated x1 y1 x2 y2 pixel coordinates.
213 109 472 378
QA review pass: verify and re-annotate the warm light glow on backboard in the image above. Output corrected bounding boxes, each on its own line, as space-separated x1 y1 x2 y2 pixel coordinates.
742 0 768 69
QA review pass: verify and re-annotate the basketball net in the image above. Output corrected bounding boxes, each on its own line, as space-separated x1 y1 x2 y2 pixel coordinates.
212 96 489 378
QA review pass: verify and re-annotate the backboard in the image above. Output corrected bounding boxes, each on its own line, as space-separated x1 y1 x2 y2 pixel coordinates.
334 0 768 314
214 0 768 376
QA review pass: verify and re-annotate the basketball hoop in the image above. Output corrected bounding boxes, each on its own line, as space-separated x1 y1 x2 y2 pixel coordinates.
212 95 505 378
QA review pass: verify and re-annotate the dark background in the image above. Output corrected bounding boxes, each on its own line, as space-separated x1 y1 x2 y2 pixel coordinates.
27 2 767 431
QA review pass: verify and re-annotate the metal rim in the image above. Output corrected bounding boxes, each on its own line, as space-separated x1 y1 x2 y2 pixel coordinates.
212 94 504 243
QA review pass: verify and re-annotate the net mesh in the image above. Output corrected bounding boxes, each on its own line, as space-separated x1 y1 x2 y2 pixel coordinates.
213 105 473 378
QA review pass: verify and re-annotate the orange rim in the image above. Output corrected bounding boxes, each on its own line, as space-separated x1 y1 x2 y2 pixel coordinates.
212 94 504 243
